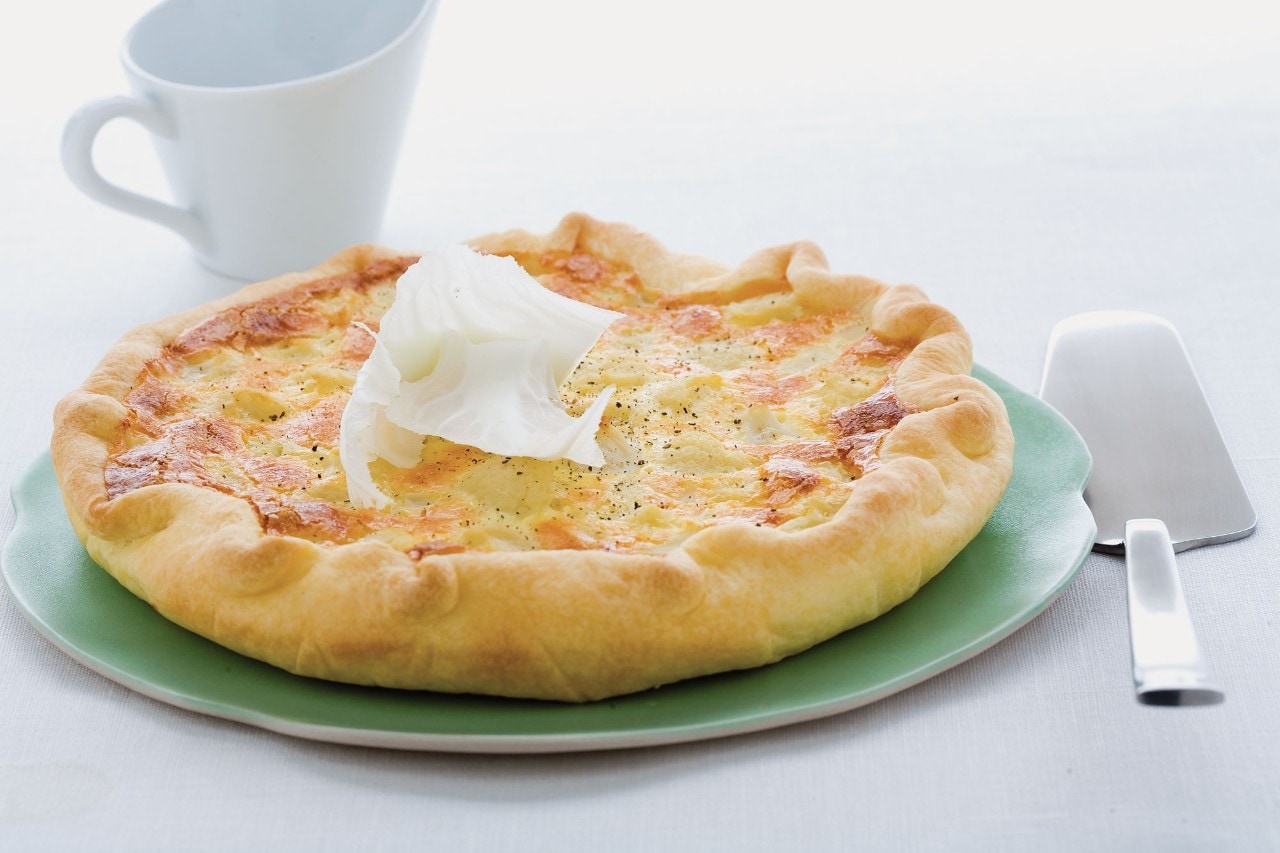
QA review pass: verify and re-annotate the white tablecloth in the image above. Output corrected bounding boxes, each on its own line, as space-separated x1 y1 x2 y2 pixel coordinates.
3 1 1277 849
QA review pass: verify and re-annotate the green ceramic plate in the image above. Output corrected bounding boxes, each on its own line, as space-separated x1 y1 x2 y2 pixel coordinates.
2 368 1093 753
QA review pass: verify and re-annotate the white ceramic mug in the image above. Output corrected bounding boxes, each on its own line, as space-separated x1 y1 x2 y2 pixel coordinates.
62 0 439 280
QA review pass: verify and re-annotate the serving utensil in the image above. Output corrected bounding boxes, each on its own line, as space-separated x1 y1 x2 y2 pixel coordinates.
1040 311 1255 706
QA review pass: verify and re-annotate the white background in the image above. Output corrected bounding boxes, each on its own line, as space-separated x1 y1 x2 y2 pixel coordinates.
2 1 1278 849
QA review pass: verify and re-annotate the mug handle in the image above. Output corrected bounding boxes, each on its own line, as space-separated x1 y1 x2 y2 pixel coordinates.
61 96 209 252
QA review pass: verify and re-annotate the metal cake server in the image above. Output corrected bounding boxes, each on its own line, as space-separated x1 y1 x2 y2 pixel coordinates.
1040 311 1255 706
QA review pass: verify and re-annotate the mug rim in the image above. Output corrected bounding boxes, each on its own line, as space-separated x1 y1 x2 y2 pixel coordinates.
119 0 438 94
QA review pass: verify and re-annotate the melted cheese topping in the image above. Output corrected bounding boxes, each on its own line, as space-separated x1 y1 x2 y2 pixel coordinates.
106 251 911 554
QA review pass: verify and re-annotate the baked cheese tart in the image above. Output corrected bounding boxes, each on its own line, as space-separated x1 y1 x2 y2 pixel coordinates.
51 214 1013 701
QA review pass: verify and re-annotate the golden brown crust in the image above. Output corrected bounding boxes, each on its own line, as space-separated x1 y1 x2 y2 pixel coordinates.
51 214 1013 701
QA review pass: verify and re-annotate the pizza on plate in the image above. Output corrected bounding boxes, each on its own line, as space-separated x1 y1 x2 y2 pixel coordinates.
51 214 1013 701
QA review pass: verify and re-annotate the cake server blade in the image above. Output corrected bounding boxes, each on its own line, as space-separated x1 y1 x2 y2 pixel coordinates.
1039 311 1255 706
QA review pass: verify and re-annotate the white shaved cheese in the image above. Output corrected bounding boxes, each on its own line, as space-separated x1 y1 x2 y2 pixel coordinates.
338 245 622 509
